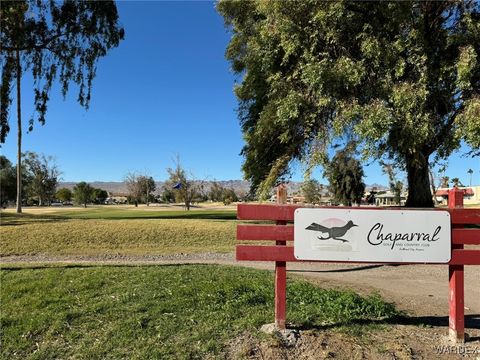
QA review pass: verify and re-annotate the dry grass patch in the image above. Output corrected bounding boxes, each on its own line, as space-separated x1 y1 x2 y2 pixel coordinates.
0 218 236 256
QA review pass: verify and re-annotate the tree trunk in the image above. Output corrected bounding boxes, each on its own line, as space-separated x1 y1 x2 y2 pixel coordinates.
405 152 434 208
15 48 22 214
84 202 87 208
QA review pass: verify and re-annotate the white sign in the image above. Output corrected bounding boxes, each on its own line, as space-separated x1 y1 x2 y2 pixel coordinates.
294 209 451 263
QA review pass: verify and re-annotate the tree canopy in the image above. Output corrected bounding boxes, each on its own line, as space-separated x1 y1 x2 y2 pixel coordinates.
73 181 93 208
218 0 480 206
0 155 16 206
324 148 365 206
0 0 124 141
23 151 60 206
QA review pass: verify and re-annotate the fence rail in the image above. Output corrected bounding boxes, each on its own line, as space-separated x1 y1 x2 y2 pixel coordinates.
236 188 479 343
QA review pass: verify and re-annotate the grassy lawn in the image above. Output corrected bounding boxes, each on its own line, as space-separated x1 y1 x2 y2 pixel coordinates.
0 210 237 256
0 265 400 359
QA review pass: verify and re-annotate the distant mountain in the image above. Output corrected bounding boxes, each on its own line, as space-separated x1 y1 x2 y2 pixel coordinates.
57 180 252 196
58 180 387 195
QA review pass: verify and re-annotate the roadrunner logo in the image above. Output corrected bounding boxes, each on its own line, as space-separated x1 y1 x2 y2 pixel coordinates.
305 219 358 243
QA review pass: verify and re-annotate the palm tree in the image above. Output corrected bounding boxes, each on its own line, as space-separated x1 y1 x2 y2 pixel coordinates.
467 169 473 187
451 178 463 188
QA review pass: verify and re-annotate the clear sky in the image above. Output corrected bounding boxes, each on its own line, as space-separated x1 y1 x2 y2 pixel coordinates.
1 1 479 187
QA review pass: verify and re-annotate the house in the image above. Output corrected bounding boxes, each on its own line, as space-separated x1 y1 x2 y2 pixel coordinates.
435 186 479 206
375 191 406 206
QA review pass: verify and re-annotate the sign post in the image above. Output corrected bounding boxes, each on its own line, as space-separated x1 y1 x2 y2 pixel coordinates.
449 188 465 343
275 184 287 330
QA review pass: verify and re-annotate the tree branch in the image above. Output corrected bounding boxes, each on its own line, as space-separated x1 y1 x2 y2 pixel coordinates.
1 31 68 52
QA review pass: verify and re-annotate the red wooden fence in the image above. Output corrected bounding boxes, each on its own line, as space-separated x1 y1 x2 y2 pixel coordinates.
236 188 479 343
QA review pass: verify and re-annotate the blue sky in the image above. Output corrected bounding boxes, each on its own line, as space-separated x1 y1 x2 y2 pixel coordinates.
1 1 478 186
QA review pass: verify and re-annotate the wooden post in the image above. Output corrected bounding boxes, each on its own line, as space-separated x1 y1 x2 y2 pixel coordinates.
448 188 465 343
275 184 287 330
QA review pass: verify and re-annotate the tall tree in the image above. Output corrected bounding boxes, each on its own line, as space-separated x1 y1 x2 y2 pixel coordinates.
73 182 93 208
125 172 143 207
1 1 124 213
0 155 16 207
218 1 480 207
301 179 322 204
381 162 405 205
324 148 365 206
467 168 474 186
23 151 60 206
137 176 156 206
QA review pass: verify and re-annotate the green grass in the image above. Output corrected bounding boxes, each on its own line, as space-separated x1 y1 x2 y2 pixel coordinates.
0 218 236 256
1 207 237 222
0 209 238 256
0 265 400 359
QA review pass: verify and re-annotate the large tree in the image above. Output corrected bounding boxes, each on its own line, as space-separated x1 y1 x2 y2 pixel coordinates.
1 1 124 213
56 187 72 203
324 148 366 206
0 155 16 207
73 181 93 208
23 151 60 206
218 1 480 206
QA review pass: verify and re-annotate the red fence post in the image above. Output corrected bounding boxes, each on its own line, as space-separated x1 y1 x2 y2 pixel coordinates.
448 188 465 343
275 185 287 330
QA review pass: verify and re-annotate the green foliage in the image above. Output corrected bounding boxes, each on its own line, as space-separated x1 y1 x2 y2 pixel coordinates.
22 151 60 206
451 177 464 188
209 181 239 205
165 157 204 211
324 148 365 206
0 156 16 206
301 179 323 204
381 162 404 205
73 182 94 208
55 188 72 203
92 188 108 204
0 265 400 359
0 0 124 142
218 1 480 206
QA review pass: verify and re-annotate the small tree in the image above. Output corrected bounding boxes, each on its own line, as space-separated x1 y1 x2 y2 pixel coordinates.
301 179 322 204
324 148 365 206
125 172 142 207
137 176 156 206
451 178 464 188
92 188 108 204
160 188 176 203
73 182 93 208
381 162 405 206
209 181 224 202
55 188 72 203
441 176 450 188
222 188 238 205
165 157 203 211
23 151 60 206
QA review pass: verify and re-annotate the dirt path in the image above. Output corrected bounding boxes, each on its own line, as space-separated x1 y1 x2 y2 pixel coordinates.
2 253 479 359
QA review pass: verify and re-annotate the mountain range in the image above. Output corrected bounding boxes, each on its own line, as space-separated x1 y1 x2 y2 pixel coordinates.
58 181 388 196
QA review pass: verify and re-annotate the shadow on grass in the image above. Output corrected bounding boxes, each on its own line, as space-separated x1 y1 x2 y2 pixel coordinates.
289 264 385 273
0 211 237 222
0 212 69 226
86 212 238 220
292 314 480 341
